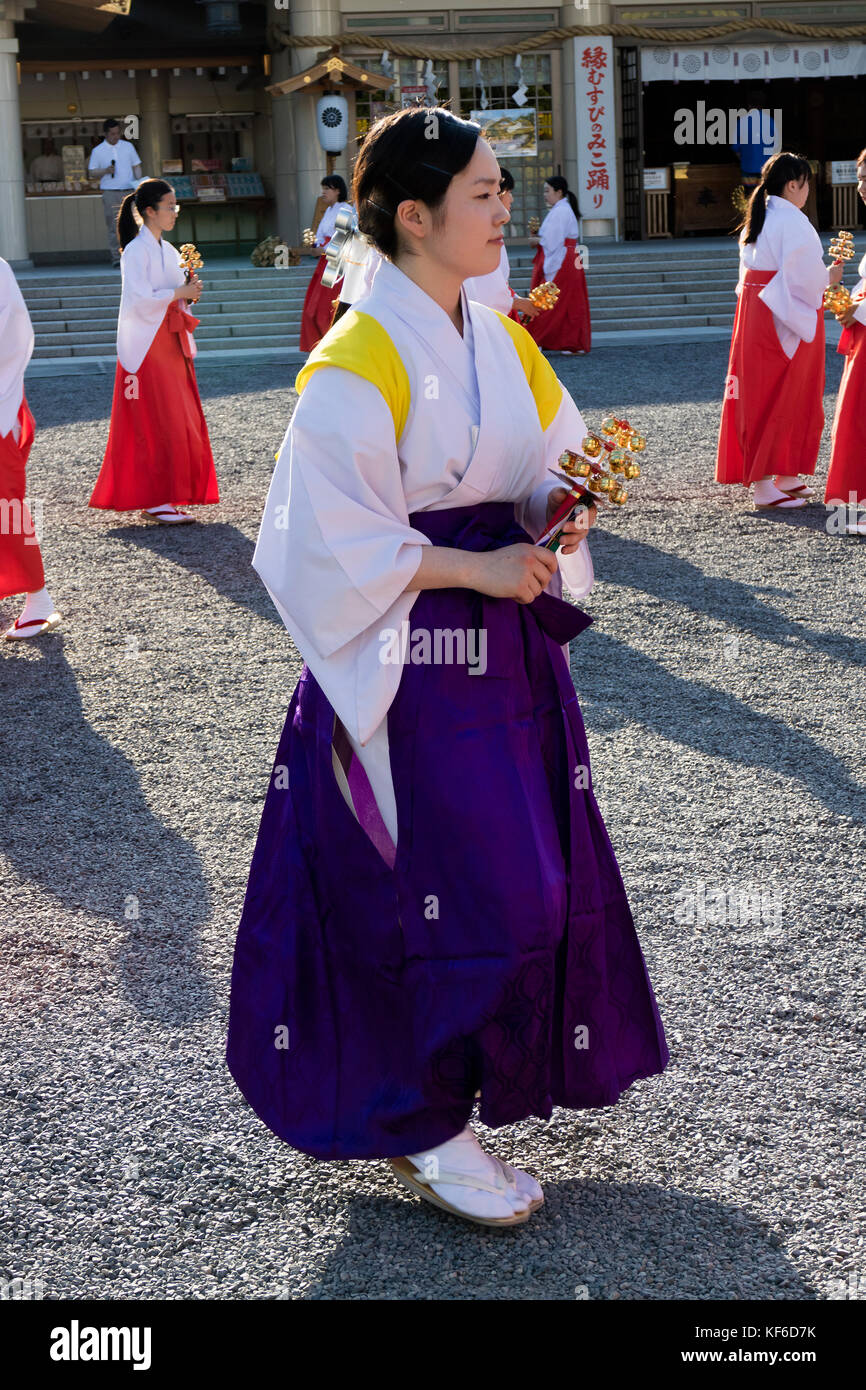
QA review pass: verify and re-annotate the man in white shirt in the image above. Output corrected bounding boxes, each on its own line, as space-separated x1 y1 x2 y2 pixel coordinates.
88 118 142 267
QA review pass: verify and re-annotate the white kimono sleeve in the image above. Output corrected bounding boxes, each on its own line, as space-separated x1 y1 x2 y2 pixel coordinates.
514 381 594 601
252 366 431 747
759 215 828 355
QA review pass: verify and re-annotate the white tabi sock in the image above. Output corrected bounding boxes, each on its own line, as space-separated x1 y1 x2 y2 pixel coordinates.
18 586 57 624
773 475 805 491
753 478 802 507
405 1125 540 1219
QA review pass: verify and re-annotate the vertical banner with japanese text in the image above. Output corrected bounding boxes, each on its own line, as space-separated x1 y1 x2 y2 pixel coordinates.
573 36 618 224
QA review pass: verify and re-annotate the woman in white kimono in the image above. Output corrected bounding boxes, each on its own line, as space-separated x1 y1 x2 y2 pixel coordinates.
299 175 356 352
227 109 668 1229
89 179 218 524
528 175 590 353
463 168 538 321
716 151 841 508
0 258 61 638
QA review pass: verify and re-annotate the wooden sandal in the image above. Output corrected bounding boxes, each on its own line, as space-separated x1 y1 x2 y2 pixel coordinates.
4 612 61 640
140 506 195 525
754 495 807 510
389 1155 539 1227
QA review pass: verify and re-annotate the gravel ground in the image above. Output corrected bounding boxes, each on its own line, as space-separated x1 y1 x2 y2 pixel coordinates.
1 342 864 1302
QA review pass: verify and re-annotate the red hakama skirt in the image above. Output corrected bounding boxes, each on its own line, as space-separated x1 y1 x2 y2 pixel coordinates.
299 244 337 353
716 268 825 486
0 397 44 600
825 318 866 506
90 301 218 511
527 240 591 353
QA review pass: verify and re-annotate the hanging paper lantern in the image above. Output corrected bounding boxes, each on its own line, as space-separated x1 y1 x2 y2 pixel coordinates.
316 94 349 154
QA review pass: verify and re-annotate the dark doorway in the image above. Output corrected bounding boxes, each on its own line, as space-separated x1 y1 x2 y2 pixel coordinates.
641 76 866 229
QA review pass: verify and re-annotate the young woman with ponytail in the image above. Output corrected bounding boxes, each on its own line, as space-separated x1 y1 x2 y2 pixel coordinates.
715 151 842 510
89 179 218 524
527 174 591 353
824 147 866 535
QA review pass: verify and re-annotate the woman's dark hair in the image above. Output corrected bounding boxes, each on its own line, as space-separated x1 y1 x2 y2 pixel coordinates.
353 106 480 259
322 173 348 202
499 166 515 193
545 175 580 220
739 151 811 244
116 178 174 251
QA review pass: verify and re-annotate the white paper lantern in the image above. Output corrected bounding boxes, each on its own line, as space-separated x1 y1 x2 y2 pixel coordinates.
316 94 349 153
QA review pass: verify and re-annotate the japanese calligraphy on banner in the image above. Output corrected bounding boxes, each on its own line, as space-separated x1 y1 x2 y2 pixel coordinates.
574 36 617 220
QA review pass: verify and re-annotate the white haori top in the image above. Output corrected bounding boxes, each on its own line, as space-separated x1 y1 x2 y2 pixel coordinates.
117 225 194 375
0 258 35 438
315 201 355 247
738 195 832 358
538 198 580 281
253 257 594 758
464 244 513 314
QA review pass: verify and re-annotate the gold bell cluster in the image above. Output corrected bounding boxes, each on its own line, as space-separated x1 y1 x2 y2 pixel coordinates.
540 415 647 551
829 231 855 262
557 415 646 507
302 227 317 247
824 283 853 314
528 215 541 235
179 243 203 280
528 281 561 311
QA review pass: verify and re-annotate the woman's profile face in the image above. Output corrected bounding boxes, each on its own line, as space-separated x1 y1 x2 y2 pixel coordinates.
147 189 178 232
321 184 339 206
396 137 509 280
499 185 514 213
543 182 561 207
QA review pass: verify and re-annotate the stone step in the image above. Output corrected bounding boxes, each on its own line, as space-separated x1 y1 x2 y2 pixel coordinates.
589 302 734 322
30 306 304 329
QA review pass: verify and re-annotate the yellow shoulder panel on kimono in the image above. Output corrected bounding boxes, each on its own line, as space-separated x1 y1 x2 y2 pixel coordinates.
492 311 563 432
295 310 411 441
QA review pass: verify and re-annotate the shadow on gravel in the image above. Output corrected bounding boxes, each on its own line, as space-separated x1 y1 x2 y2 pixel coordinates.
300 1178 816 1300
0 639 215 1023
592 530 866 670
575 628 865 822
106 523 276 624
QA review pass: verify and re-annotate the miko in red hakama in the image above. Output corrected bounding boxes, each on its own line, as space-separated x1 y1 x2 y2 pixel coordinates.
299 246 338 353
825 318 866 507
716 269 825 486
528 240 591 354
90 299 218 512
0 398 43 600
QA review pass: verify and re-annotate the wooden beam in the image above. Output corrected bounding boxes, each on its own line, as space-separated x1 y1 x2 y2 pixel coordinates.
20 56 262 73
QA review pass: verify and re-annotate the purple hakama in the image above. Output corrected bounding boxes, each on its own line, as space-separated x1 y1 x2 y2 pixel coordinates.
226 502 669 1159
